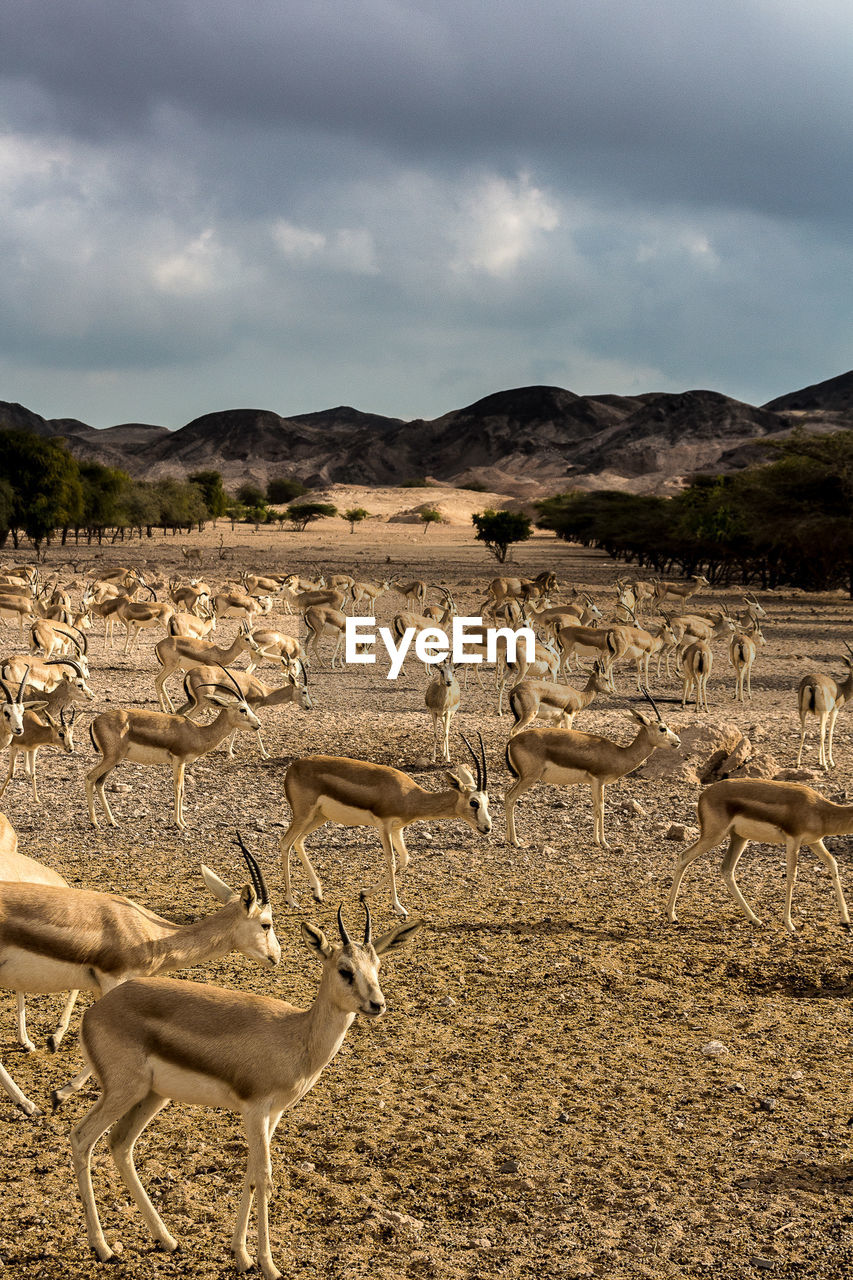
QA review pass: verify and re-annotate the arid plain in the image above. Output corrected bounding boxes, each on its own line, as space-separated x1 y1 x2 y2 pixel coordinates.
2 503 853 1280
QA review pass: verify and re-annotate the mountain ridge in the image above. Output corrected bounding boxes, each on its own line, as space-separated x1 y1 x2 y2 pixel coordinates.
2 370 849 497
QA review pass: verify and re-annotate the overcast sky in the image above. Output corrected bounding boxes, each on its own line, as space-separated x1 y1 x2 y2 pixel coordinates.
1 0 851 429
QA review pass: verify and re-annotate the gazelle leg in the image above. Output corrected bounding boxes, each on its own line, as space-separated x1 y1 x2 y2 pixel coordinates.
0 1057 40 1115
71 1081 155 1261
173 760 186 828
280 813 327 907
15 994 37 1052
720 834 758 924
827 706 840 769
0 752 15 797
47 989 81 1052
807 838 851 928
86 761 118 827
667 827 729 921
243 1111 280 1280
504 775 537 847
781 838 802 933
52 1062 94 1108
108 1092 176 1251
592 779 610 849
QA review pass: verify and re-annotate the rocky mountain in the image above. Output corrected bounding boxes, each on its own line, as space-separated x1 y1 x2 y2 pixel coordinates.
1 369 850 496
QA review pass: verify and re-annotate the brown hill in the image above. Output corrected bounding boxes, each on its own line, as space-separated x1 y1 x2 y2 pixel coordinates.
2 370 851 495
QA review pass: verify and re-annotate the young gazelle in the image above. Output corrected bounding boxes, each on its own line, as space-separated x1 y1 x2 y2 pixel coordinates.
71 902 420 1280
796 647 853 770
280 735 491 918
303 605 348 667
666 779 853 933
0 812 82 1056
507 662 612 736
505 692 680 849
0 705 76 802
424 658 460 761
0 836 280 1116
86 669 262 829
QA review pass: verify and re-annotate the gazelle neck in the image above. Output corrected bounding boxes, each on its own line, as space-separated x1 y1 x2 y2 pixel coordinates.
125 900 244 975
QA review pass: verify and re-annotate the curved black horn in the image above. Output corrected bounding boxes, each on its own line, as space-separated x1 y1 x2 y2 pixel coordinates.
71 624 89 656
217 663 245 700
16 664 29 704
337 903 351 946
362 895 372 946
234 830 270 905
459 733 482 791
640 685 664 722
298 659 308 687
44 657 84 675
477 729 488 790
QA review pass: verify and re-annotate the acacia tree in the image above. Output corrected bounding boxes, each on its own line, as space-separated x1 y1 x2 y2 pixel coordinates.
343 507 369 533
472 509 532 562
419 508 443 536
286 502 338 532
0 430 83 551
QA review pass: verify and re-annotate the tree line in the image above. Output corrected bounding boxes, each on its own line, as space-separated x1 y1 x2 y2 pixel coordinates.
0 429 336 551
535 430 853 595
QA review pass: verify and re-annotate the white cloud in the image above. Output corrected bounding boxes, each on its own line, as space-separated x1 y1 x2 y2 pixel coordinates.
452 173 559 277
271 220 326 261
271 219 379 274
151 228 224 295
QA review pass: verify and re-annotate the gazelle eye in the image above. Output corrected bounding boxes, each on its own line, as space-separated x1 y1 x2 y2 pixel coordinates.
261 922 271 931
470 799 479 809
339 968 354 983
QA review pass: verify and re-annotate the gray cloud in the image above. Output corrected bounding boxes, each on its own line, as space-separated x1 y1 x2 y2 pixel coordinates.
1 1 851 427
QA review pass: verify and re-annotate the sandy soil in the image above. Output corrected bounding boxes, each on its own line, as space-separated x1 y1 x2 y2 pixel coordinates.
2 517 853 1280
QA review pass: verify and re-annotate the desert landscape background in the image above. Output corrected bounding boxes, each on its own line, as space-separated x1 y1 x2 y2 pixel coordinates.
1 515 852 1278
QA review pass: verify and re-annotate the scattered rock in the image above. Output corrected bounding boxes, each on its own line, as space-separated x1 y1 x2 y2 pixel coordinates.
757 1097 777 1113
701 1041 729 1059
497 1158 519 1174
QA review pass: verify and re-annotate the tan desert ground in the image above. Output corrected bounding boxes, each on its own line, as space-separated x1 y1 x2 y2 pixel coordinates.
2 494 853 1279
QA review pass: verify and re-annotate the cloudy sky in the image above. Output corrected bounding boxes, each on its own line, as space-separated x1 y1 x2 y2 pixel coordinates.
1 1 851 429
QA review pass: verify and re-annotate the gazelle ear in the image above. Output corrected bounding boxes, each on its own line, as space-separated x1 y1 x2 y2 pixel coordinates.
630 709 653 725
301 921 334 959
239 883 259 913
201 863 234 903
373 918 424 955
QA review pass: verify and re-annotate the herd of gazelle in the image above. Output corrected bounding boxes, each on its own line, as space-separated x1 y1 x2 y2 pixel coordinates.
1 557 852 1275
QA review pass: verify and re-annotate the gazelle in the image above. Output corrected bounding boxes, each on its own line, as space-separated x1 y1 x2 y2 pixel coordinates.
168 607 217 639
652 574 709 605
280 734 491 918
0 589 41 635
496 637 560 714
507 662 612 736
505 692 680 849
29 618 89 670
86 669 262 829
349 579 391 614
729 623 764 702
0 705 76 802
176 665 312 757
154 621 261 711
70 901 420 1279
212 590 273 623
554 622 614 675
795 647 853 770
1 654 94 701
0 836 280 1116
0 820 81 1056
666 779 853 933
391 579 427 610
245 628 307 674
303 605 348 667
114 596 175 654
180 545 203 565
424 658 460 761
680 639 713 711
605 614 677 691
487 571 556 608
0 667 47 741
168 577 211 615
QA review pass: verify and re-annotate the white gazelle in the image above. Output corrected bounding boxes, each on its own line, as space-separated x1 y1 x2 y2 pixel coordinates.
280 734 491 917
71 901 421 1280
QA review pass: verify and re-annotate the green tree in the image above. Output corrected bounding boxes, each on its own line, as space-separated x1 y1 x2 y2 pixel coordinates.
343 507 369 533
472 508 532 562
419 507 443 536
0 430 84 550
286 502 338 532
0 478 14 549
236 482 266 509
267 476 307 504
189 470 228 519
